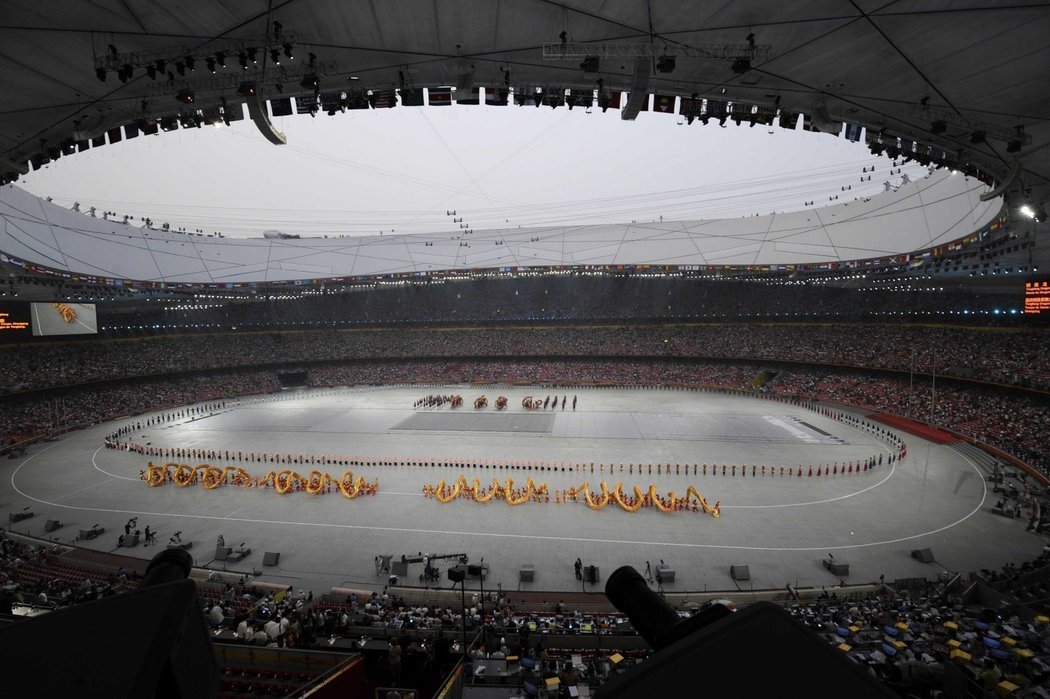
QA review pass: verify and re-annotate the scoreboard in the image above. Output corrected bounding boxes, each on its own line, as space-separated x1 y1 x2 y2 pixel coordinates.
0 303 31 333
1024 278 1050 316
0 302 99 336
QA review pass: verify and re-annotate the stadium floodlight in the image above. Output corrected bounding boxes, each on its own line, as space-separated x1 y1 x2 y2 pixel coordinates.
1020 204 1035 219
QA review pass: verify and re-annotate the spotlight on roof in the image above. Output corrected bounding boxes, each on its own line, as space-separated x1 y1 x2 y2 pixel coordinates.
1020 204 1035 219
175 61 185 76
969 130 985 144
238 52 248 69
930 120 946 135
184 55 195 72
118 64 133 82
300 74 319 92
206 57 216 73
1007 139 1023 153
146 63 157 80
237 81 257 97
580 55 599 73
656 54 676 73
175 89 195 104
270 48 280 65
283 43 294 60
155 59 166 74
95 66 106 82
215 51 226 68
247 47 258 64
731 58 751 74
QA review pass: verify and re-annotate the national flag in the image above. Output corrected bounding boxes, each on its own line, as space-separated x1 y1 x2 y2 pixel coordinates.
319 91 344 113
370 89 397 108
106 127 122 144
269 97 293 117
76 140 89 152
679 97 702 118
428 87 453 106
653 94 675 114
456 87 481 105
141 121 159 135
566 89 592 109
485 87 508 106
778 111 799 129
706 100 728 118
542 91 564 108
345 92 369 109
801 114 817 132
91 134 106 148
296 95 318 114
124 123 139 140
843 122 862 142
399 88 424 106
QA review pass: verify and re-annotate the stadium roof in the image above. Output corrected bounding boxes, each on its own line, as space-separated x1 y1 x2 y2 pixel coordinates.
0 168 998 283
0 1 1046 283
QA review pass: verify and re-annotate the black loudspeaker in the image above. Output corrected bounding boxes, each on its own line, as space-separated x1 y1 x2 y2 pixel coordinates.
44 520 62 532
730 565 750 582
911 548 935 563
585 565 599 584
262 552 280 566
519 565 535 582
828 563 849 577
447 564 467 583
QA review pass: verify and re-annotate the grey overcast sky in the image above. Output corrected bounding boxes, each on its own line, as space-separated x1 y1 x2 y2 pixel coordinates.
19 95 929 239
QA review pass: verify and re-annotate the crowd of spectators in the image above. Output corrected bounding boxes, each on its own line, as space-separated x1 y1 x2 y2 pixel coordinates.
764 371 1049 476
0 371 277 451
0 532 138 613
95 276 1022 329
2 323 1048 394
790 551 1050 698
5 523 1050 698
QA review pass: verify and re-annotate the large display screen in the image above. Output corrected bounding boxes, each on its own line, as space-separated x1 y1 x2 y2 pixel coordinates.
30 302 98 336
1023 278 1050 316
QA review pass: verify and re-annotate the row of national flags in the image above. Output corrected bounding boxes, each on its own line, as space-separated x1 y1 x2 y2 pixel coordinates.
41 86 870 159
268 87 865 144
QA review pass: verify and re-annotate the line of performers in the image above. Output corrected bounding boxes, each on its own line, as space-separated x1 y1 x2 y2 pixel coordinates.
107 437 905 476
522 395 576 411
414 394 457 408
